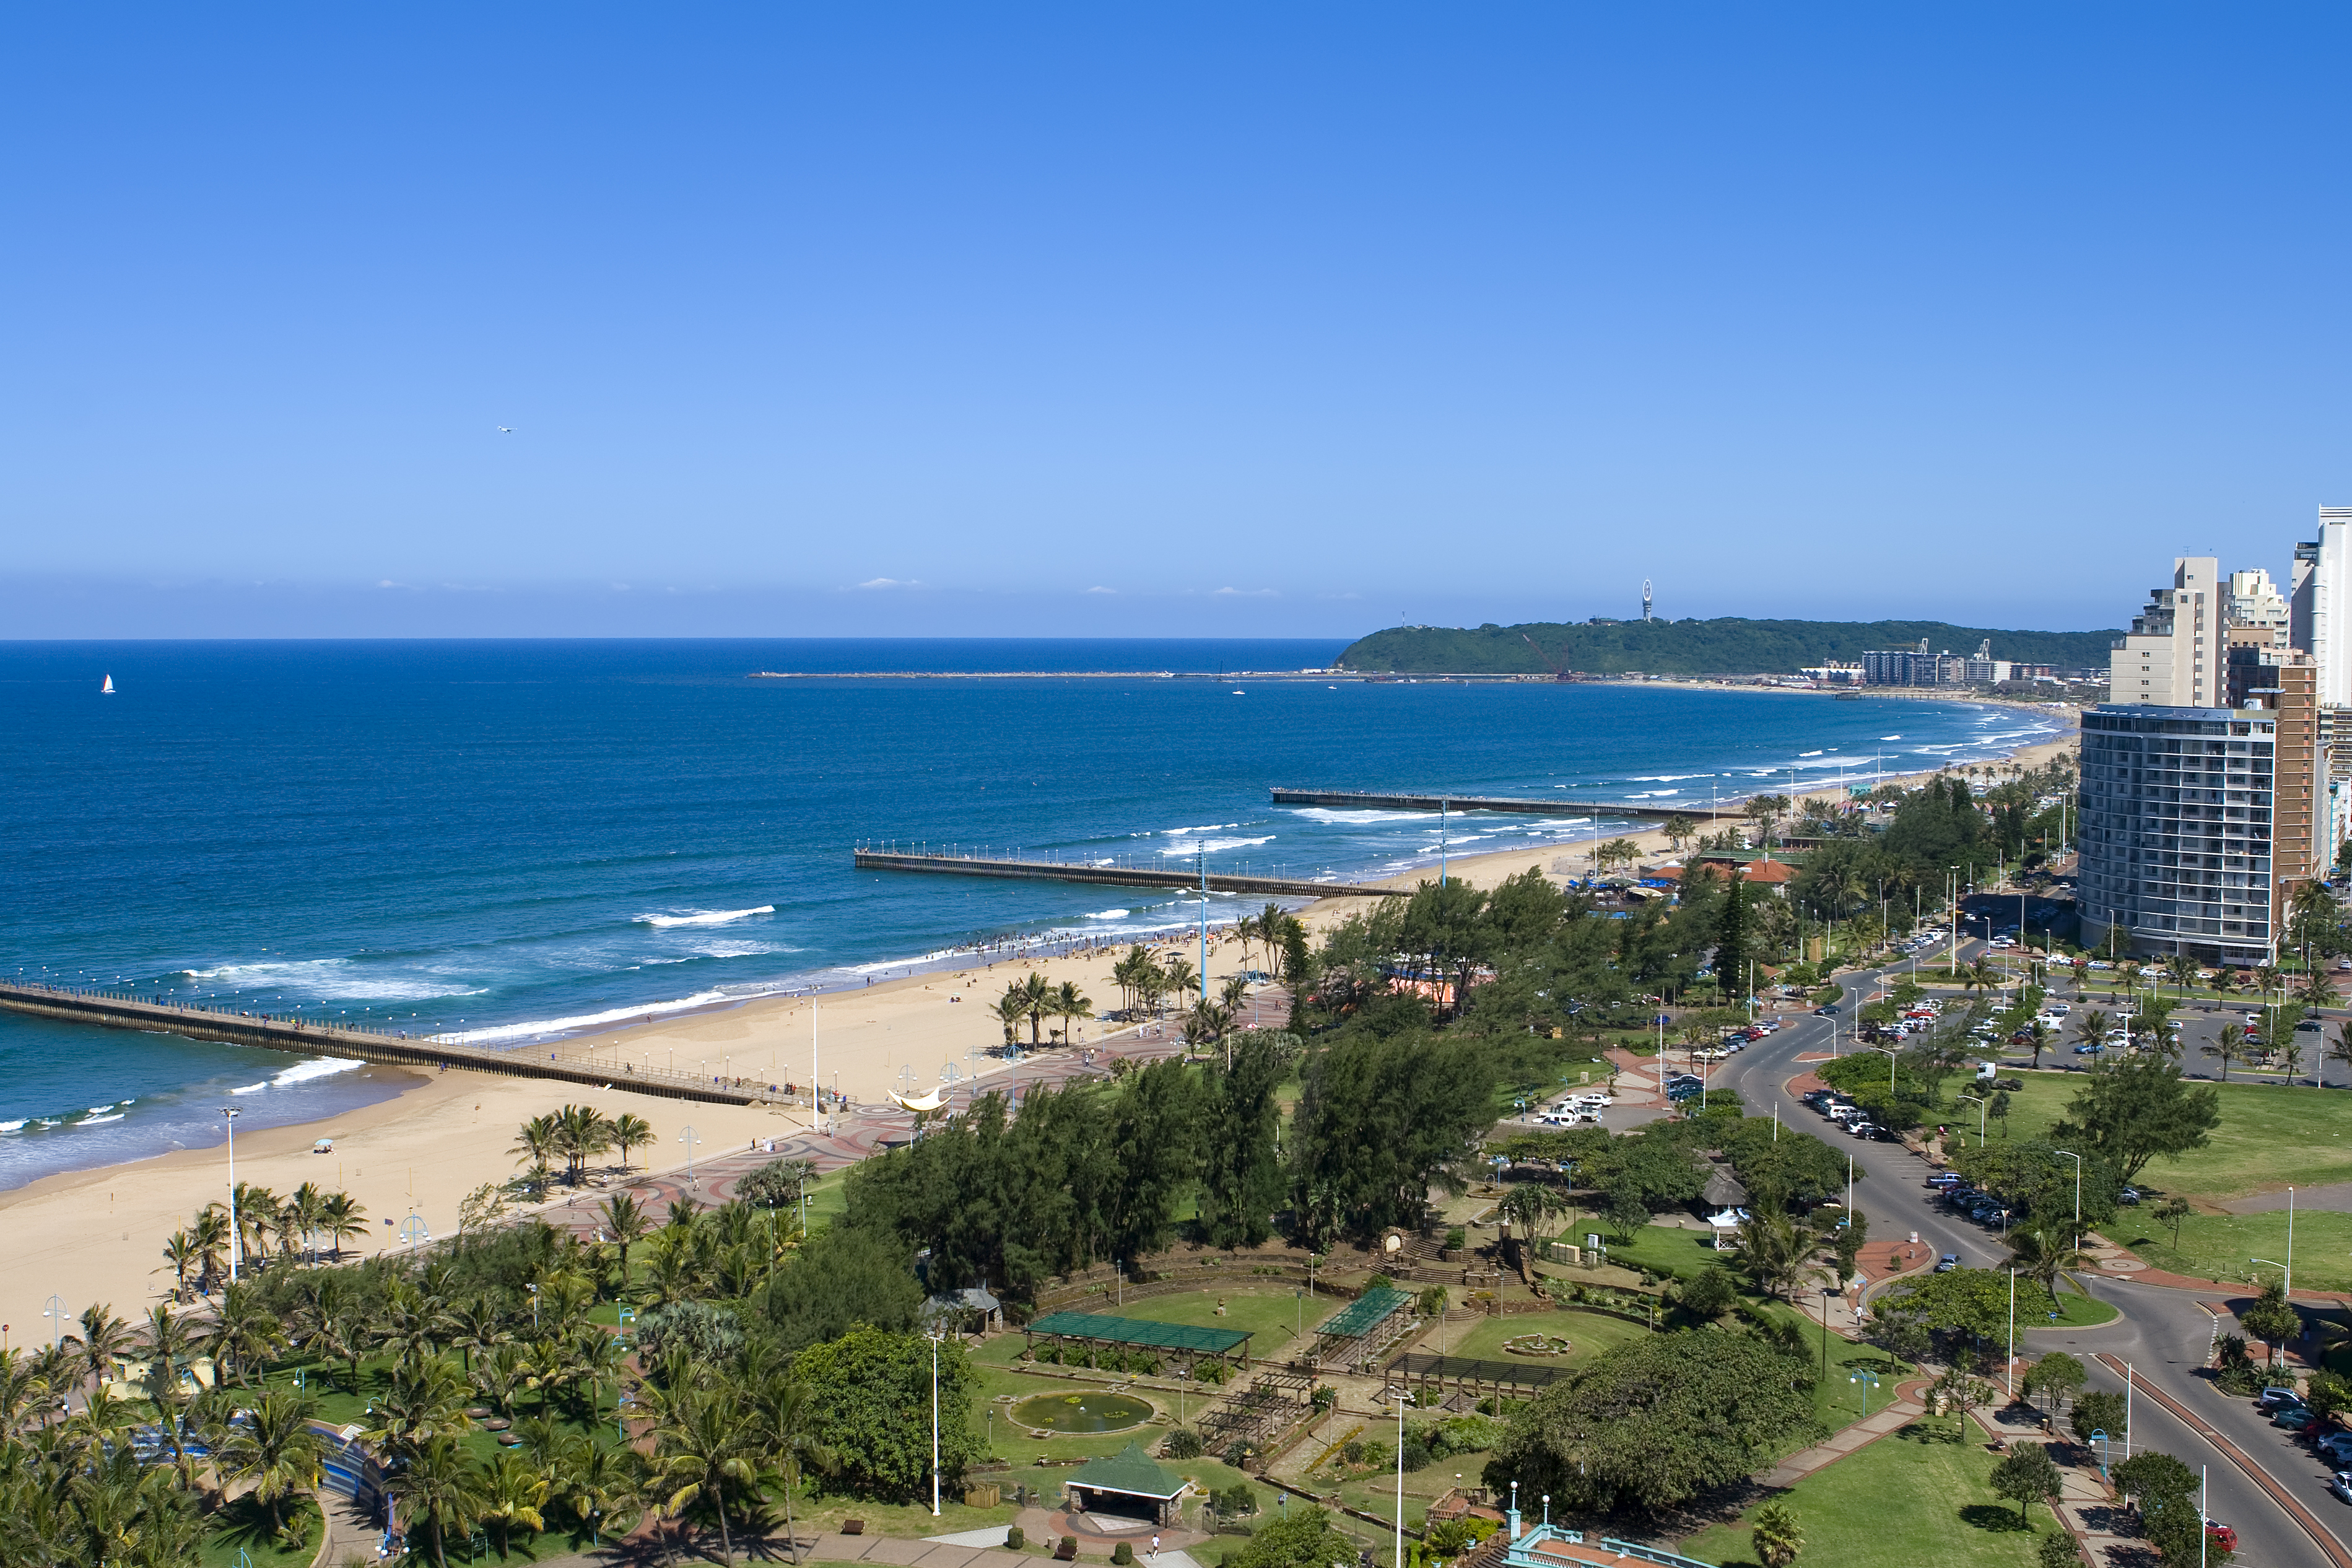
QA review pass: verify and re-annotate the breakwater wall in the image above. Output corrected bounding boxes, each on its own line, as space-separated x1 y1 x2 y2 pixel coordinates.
1269 787 1749 819
0 982 765 1106
850 850 1403 899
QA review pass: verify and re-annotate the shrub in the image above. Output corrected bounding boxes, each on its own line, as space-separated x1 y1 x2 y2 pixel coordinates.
1211 1482 1257 1517
1113 1544 1134 1565
635 1299 745 1365
1222 1439 1253 1467
1446 1228 1468 1250
1164 1428 1204 1460
1007 1528 1027 1551
1367 1273 1395 1291
1400 1439 1433 1473
1310 1385 1337 1411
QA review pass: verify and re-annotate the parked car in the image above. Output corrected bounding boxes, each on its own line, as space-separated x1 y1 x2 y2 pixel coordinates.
2329 1471 2352 1505
2257 1387 2306 1413
2205 1522 2237 1553
1935 1253 1959 1272
2314 1432 2352 1465
2274 1407 2325 1434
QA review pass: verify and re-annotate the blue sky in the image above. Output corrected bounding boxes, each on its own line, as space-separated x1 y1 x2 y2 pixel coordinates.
6 6 2350 638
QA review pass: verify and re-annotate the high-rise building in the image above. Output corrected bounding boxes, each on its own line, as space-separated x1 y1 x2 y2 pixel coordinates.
2078 705 2283 963
2290 511 2352 707
2107 557 2223 707
2228 567 2291 646
2081 542 2338 962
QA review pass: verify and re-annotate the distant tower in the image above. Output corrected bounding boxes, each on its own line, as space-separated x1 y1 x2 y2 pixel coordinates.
1641 579 1653 622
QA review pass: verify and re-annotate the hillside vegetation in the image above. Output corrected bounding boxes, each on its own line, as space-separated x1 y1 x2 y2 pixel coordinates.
1336 618 2120 676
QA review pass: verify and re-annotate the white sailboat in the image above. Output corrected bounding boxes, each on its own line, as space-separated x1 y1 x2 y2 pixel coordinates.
100 674 115 695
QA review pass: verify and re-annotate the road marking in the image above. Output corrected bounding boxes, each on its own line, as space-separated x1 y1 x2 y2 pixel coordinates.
2093 1351 2352 1567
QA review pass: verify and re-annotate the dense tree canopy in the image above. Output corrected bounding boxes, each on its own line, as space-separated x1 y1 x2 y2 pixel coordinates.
1484 1330 1819 1514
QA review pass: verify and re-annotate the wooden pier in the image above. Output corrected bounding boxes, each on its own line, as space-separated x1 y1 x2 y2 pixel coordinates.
1268 788 1749 820
0 982 767 1105
850 850 1403 898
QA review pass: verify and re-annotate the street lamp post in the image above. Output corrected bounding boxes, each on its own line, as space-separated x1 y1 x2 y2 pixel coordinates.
1849 1367 1879 1418
2053 1149 2083 1252
1957 1093 1987 1147
679 1125 699 1188
927 1326 947 1517
220 1107 242 1283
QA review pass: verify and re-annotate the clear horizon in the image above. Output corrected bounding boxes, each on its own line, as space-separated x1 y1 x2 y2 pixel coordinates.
6 7 2347 638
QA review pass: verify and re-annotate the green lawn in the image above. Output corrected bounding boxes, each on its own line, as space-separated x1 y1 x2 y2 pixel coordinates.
1676 1419 2047 1568
1589 1222 1730 1281
198 1499 323 1568
1954 1069 2352 1203
1447 1308 1651 1367
2110 1207 2352 1292
2027 1283 2120 1329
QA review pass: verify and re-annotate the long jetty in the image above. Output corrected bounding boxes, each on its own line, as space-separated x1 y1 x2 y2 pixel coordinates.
1268 788 1749 820
0 982 765 1106
852 850 1404 898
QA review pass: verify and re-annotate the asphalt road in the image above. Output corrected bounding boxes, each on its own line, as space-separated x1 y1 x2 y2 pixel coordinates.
1691 944 2348 1567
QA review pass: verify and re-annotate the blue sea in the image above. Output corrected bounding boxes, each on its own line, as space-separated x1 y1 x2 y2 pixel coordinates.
0 640 2062 1188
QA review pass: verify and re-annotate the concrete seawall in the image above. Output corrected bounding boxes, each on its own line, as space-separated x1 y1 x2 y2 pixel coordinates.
0 982 765 1106
1268 788 1748 819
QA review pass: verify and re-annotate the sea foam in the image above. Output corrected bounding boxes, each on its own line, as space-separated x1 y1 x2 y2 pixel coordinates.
636 906 775 928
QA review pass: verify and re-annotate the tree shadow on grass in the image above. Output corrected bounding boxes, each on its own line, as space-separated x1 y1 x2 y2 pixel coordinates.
1957 1503 2032 1533
207 1495 320 1563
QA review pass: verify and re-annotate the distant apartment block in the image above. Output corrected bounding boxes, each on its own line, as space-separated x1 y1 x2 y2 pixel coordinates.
1854 638 2031 687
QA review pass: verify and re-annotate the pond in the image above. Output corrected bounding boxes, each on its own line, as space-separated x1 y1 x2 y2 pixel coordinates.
1011 1392 1156 1433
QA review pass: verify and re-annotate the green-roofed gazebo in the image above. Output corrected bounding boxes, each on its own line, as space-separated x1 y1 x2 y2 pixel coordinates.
1064 1442 1189 1525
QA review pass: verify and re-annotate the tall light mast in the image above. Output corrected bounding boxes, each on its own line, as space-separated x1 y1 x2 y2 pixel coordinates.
1642 579 1653 622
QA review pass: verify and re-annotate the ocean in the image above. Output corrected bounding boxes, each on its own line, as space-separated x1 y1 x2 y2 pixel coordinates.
0 639 2062 1188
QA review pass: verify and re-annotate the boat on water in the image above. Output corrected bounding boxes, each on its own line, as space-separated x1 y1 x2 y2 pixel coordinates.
1833 690 1860 700
100 674 115 694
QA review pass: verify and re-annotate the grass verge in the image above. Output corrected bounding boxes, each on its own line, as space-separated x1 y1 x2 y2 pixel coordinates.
1676 1418 2049 1568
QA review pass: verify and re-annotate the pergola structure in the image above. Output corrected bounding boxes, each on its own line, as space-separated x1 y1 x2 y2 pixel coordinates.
1388 1351 1572 1405
1024 1310 1253 1375
1307 1286 1415 1372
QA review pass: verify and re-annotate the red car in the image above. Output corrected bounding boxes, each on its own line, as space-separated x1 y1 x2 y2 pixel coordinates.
2206 1522 2237 1552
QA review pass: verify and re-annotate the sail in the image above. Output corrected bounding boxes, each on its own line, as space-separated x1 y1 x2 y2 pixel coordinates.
100 674 115 694
888 1087 949 1113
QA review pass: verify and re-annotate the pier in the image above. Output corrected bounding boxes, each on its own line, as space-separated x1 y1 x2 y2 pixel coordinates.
0 982 767 1106
851 849 1405 898
1268 787 1751 820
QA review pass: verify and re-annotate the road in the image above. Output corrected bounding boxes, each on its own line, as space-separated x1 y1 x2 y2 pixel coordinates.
1696 942 2350 1567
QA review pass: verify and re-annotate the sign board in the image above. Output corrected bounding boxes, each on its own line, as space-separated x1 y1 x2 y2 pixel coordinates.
1586 1234 1602 1251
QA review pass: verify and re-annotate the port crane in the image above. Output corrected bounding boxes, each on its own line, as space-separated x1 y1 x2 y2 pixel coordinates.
1522 633 1575 682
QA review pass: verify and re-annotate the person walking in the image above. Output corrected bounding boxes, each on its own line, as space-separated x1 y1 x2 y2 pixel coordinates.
1150 1536 1160 1560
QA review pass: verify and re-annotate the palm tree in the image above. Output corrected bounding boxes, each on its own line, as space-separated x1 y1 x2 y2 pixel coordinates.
395 1432 490 1568
1016 970 1055 1046
510 1113 558 1189
285 1180 329 1264
1738 1211 1823 1301
1750 1501 1803 1568
66 1304 135 1392
2330 1020 2352 1087
138 1303 202 1418
991 987 1027 1052
188 1206 232 1292
321 1190 369 1260
157 1230 199 1299
2005 1226 2094 1297
655 1385 767 1564
601 1191 652 1281
753 1372 833 1565
206 1281 285 1386
2203 1032 2249 1082
610 1112 653 1170
476 1447 549 1554
557 1435 644 1549
443 1296 510 1375
1052 980 1094 1050
218 1387 324 1539
1161 957 1198 1017
1961 957 2000 1005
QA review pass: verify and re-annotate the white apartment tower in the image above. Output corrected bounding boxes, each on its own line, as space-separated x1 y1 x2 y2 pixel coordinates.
2290 510 2352 707
2227 567 2291 646
2109 556 2224 707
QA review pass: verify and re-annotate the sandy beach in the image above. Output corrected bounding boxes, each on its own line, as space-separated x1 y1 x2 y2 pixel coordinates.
0 714 2076 1343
